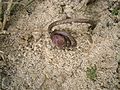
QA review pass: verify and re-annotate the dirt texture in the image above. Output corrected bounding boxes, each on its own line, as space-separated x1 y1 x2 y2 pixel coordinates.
0 0 120 90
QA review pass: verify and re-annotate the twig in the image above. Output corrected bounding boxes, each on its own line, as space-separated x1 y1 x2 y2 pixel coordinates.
2 2 25 6
1 0 13 31
48 18 97 34
25 0 34 7
0 0 2 21
0 50 5 61
0 0 2 30
87 0 97 5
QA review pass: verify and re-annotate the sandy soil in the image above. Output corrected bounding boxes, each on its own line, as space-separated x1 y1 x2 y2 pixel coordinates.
0 0 120 90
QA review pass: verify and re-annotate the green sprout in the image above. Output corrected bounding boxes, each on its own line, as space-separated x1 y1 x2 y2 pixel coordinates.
86 65 97 81
111 7 120 16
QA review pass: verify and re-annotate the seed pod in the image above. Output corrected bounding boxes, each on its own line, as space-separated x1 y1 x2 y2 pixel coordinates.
48 18 97 48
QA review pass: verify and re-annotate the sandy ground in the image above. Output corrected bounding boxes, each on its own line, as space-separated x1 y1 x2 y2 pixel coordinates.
0 0 120 90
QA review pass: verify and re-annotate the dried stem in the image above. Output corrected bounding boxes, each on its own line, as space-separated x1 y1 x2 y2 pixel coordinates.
87 0 97 5
1 0 13 31
0 0 2 21
2 2 25 5
48 18 97 34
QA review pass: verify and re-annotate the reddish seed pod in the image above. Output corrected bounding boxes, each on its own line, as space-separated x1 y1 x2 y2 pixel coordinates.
48 18 97 49
51 34 66 48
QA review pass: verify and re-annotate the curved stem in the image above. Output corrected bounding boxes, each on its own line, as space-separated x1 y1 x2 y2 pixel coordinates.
48 18 97 34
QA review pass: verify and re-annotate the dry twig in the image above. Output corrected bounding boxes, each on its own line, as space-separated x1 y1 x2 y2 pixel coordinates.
1 0 13 31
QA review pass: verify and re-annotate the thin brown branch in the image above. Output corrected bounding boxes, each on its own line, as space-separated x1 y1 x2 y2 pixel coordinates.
1 0 13 31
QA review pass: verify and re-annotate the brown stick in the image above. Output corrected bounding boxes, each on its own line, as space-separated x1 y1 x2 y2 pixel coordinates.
48 18 97 34
87 0 97 5
1 0 13 31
